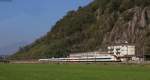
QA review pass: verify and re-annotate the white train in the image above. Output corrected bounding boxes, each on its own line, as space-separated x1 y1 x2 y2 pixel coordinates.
39 53 119 62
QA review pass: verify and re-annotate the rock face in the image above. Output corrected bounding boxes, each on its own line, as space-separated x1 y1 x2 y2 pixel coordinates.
103 7 150 56
12 0 150 59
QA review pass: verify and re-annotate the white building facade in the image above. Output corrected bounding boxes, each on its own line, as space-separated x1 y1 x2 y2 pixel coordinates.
108 44 136 61
108 45 135 57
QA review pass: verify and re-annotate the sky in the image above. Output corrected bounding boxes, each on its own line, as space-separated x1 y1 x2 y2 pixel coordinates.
0 0 93 48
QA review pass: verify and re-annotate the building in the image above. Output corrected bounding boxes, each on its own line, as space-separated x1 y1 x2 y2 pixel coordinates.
108 44 135 57
108 44 136 61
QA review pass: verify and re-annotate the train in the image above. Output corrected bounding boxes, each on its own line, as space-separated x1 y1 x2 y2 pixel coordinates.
39 54 120 62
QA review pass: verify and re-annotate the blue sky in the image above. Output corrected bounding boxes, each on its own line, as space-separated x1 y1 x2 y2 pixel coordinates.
0 0 93 47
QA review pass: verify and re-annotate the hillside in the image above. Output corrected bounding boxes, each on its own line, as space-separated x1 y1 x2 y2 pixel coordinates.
11 0 150 59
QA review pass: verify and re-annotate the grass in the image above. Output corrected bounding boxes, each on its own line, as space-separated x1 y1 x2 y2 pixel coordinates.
0 64 150 80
